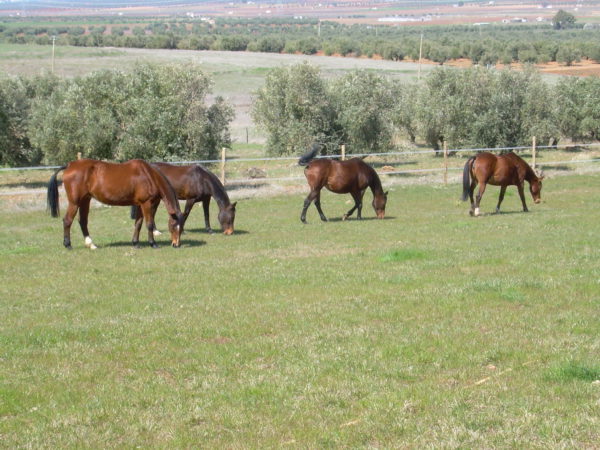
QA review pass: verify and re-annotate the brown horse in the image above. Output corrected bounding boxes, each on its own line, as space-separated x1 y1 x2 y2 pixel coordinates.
299 145 388 223
132 162 236 235
47 159 183 249
461 151 544 216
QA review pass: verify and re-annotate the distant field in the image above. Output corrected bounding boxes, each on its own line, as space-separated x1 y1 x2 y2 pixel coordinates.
0 44 432 143
0 173 599 447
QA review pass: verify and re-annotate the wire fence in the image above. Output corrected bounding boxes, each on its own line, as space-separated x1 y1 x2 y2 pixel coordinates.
1 142 600 195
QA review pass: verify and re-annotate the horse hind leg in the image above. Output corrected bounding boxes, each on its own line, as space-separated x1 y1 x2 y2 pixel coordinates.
495 186 507 213
63 202 79 249
301 189 320 224
78 197 97 250
314 191 327 222
468 179 477 216
473 182 487 217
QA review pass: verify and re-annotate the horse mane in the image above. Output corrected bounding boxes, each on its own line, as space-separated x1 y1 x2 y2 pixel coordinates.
365 162 384 195
298 144 320 166
194 165 231 208
142 162 181 217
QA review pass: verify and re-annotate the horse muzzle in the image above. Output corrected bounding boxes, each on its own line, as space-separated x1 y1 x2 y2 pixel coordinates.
376 212 385 219
534 199 541 204
223 228 234 235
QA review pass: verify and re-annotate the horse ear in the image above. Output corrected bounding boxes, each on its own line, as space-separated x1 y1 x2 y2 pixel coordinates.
384 191 389 197
231 202 237 209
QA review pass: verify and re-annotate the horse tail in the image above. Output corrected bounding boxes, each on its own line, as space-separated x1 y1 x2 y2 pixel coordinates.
298 143 320 166
461 156 475 202
130 205 140 220
47 165 67 218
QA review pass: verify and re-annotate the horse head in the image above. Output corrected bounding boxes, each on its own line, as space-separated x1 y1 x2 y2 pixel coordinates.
372 191 388 219
218 202 237 235
531 171 544 204
168 212 184 247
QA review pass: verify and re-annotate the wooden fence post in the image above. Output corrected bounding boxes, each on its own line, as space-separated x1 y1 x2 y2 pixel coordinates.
77 152 82 160
443 141 448 185
532 136 537 170
341 144 346 161
220 147 226 185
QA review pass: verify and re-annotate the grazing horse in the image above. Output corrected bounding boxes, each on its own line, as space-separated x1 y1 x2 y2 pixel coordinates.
461 151 544 216
47 159 183 249
299 145 388 223
131 162 236 235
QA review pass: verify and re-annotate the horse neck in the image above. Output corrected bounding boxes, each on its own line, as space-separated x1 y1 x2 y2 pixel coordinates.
368 168 385 197
524 165 539 184
152 169 181 215
202 168 231 210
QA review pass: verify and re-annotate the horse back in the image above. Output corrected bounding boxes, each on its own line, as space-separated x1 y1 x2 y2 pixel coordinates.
327 158 372 193
63 159 160 206
473 152 523 186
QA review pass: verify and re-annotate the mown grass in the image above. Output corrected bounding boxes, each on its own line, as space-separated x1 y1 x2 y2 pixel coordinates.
1 174 599 447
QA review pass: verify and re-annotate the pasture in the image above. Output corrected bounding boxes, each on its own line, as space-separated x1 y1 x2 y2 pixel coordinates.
1 173 599 447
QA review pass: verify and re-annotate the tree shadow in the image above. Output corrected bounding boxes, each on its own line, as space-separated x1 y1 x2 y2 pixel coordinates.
0 181 48 190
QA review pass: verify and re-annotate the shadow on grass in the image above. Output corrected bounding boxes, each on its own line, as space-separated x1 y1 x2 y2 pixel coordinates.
184 227 250 235
104 239 206 248
325 215 397 222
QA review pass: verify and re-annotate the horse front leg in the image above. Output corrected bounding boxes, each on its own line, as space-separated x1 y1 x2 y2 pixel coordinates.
495 186 507 213
357 189 366 220
63 202 79 249
146 200 160 248
78 197 97 249
343 191 362 220
180 198 195 234
314 191 327 222
301 189 319 224
200 197 214 233
132 204 144 248
472 182 487 217
517 182 528 212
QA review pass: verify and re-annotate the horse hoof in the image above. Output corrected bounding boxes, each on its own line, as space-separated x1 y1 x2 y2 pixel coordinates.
342 214 348 221
474 208 480 217
172 243 180 248
469 210 474 216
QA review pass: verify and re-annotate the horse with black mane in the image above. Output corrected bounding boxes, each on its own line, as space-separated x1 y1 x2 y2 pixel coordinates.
47 159 183 249
461 151 544 216
298 145 388 223
130 162 236 235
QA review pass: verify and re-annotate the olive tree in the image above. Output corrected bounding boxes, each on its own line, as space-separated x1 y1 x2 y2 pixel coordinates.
29 63 233 164
252 63 341 155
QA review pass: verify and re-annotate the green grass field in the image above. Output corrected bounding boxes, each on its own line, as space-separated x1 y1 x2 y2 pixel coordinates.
1 174 599 447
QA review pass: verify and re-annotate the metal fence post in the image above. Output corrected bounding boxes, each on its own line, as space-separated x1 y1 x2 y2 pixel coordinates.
341 144 346 161
532 136 537 170
443 141 448 185
220 147 226 184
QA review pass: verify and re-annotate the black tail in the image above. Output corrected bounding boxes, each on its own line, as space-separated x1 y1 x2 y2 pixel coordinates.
47 166 67 218
461 156 475 202
130 205 140 220
298 144 320 166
